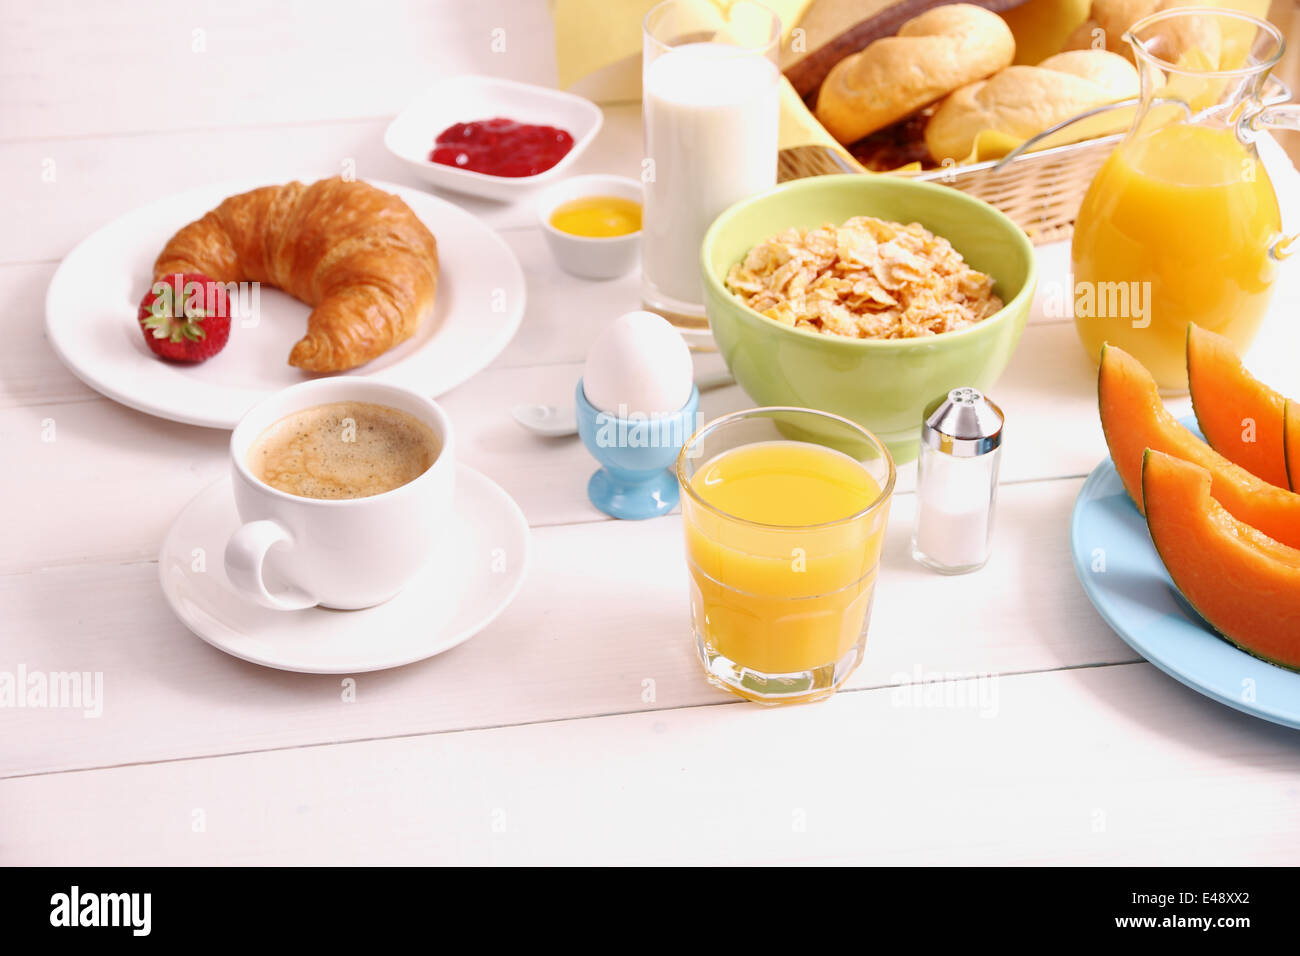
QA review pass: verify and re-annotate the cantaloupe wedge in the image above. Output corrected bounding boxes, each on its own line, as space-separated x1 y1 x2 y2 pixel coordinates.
1098 343 1300 548
1143 450 1300 671
1186 324 1290 489
1286 398 1300 494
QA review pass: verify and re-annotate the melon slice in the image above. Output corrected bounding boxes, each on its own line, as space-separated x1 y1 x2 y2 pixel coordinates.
1143 450 1300 671
1286 399 1300 494
1098 343 1300 548
1186 324 1289 488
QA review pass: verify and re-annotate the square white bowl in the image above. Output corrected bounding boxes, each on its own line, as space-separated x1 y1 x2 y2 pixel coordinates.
536 174 642 280
385 75 604 202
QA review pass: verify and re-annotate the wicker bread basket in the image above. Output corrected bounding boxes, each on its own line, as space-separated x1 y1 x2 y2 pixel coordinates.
777 128 1124 247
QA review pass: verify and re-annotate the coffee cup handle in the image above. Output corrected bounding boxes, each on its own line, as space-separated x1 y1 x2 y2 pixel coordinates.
224 519 318 611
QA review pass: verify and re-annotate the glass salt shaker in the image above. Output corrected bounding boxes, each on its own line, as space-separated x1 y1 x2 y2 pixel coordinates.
912 387 1004 574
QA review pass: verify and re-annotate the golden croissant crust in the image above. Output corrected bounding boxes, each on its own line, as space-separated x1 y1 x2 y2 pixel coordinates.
153 177 439 372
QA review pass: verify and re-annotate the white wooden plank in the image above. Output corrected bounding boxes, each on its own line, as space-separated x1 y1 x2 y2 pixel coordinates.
491 230 645 368
1 0 559 142
0 107 644 265
0 475 1136 779
4 663 1296 865
0 398 231 573
0 262 98 407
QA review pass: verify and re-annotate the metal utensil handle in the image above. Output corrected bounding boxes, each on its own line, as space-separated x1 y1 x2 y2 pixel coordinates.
991 98 1141 170
987 72 1291 172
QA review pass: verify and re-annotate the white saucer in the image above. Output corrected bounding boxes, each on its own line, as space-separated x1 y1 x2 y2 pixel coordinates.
159 465 529 673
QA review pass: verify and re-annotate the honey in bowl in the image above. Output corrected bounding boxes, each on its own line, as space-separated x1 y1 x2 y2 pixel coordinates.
549 196 642 238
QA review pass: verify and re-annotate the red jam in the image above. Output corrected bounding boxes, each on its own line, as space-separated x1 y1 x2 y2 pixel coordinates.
430 118 575 178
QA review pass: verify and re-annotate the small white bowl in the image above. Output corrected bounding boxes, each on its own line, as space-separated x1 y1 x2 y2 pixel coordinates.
385 75 603 202
536 174 643 280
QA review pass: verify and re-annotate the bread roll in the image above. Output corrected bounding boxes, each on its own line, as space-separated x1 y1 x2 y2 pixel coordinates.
1092 0 1164 48
814 4 1015 145
924 49 1140 161
1063 0 1220 66
1062 19 1118 56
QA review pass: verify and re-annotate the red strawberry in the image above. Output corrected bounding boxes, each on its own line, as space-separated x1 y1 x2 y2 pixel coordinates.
138 273 231 363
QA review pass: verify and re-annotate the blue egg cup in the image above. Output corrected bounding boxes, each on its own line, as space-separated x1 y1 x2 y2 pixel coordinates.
575 380 700 520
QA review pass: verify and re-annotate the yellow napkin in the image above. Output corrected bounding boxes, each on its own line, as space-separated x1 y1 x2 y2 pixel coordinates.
1002 0 1092 66
951 104 1139 165
552 0 813 94
551 0 858 165
777 74 862 167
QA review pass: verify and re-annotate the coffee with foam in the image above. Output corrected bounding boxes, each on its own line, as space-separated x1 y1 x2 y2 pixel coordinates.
248 401 439 500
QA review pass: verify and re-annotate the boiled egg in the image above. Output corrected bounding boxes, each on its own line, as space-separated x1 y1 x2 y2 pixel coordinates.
582 311 694 416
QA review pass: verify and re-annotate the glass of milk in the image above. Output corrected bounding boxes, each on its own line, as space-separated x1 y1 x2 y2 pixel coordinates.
642 0 781 340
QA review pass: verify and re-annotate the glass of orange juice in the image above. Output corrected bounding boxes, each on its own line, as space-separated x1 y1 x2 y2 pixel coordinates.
1072 7 1298 392
676 408 895 705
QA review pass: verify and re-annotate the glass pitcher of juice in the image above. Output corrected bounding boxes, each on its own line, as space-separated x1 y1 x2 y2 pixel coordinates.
1072 7 1299 392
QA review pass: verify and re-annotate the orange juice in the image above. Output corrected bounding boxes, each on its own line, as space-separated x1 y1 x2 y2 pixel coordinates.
683 441 886 676
1072 123 1282 391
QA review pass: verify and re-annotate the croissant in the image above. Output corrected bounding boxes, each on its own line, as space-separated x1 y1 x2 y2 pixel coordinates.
153 177 438 372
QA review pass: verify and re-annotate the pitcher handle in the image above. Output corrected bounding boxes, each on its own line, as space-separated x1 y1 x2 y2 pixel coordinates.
1255 103 1300 134
1245 96 1300 261
1269 233 1299 262
1262 74 1290 106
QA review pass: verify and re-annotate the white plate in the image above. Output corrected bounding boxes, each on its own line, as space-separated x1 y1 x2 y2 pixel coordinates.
159 465 530 673
45 178 525 429
384 75 603 201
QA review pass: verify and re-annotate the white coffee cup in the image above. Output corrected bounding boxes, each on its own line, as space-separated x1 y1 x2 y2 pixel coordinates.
224 378 455 611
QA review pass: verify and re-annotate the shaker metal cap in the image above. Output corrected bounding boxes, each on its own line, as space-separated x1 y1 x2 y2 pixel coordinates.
921 387 1004 457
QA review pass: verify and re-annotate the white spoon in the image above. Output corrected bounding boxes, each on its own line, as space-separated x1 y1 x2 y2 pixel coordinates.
511 402 580 437
511 370 735 438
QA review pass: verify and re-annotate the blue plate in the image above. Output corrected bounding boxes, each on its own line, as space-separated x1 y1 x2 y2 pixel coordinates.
1070 421 1300 731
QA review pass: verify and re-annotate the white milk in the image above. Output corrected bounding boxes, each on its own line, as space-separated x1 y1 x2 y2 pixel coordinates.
642 42 779 310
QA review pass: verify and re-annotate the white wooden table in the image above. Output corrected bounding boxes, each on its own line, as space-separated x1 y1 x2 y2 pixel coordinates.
4 0 1300 866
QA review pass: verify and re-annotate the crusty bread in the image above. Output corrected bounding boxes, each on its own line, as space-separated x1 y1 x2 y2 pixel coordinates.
783 0 1024 97
924 49 1139 161
814 4 1015 145
1063 0 1220 67
1062 18 1118 56
1093 0 1164 46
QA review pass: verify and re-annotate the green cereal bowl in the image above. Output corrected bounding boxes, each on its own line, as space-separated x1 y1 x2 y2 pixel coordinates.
701 175 1036 464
